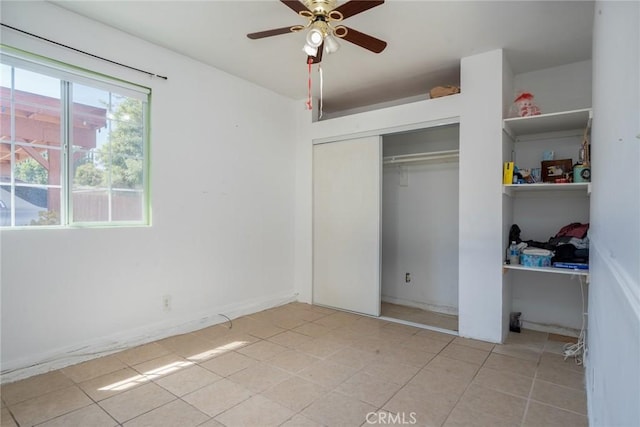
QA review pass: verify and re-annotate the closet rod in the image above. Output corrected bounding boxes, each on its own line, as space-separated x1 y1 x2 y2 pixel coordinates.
383 149 459 165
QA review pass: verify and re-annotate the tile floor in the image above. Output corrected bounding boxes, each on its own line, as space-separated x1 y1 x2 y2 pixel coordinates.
380 302 459 332
1 302 587 427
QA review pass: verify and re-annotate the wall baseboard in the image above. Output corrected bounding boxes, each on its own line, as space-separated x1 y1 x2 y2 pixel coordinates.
1 292 297 384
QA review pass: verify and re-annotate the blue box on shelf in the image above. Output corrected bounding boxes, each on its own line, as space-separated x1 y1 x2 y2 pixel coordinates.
520 254 552 268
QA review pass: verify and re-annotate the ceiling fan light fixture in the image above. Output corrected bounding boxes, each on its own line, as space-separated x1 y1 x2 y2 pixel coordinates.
306 27 325 47
302 43 318 56
324 34 340 53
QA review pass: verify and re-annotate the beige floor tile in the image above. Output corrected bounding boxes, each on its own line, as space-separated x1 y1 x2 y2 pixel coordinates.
228 363 291 393
335 371 403 407
440 343 490 365
246 322 286 339
424 355 480 382
199 351 257 377
451 337 495 352
523 401 588 427
269 314 307 330
123 399 209 427
483 353 538 377
268 331 314 348
298 360 358 388
326 347 377 370
305 304 337 315
78 367 148 401
237 340 289 361
504 330 548 351
262 376 327 412
531 379 587 414
362 360 421 385
280 414 325 427
1 407 17 427
544 339 572 355
292 322 333 338
154 364 221 396
61 355 127 383
492 343 542 362
401 335 450 353
383 383 458 427
379 346 438 367
215 394 294 426
409 367 472 397
302 391 377 426
197 419 225 427
8 385 92 427
37 404 117 427
471 366 533 398
157 334 222 361
1 370 74 405
382 321 422 336
265 349 321 373
296 308 330 323
443 406 519 427
132 354 194 382
455 384 527 424
313 312 361 329
539 352 585 373
98 382 175 423
295 337 346 358
115 342 171 367
536 364 585 390
182 379 252 417
415 329 456 343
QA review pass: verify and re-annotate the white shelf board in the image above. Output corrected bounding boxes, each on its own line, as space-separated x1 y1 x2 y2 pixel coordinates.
503 264 589 277
503 182 591 196
503 108 592 140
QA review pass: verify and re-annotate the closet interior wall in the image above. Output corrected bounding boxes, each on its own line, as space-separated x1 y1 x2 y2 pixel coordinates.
381 124 460 327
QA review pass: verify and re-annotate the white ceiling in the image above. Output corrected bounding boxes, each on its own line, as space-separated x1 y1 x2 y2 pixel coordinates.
50 0 595 114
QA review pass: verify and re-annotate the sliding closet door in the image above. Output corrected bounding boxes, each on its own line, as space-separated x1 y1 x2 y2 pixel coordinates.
313 136 382 316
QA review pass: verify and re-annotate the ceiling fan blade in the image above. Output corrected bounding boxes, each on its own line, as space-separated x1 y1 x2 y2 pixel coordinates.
247 26 296 39
309 42 324 64
281 0 310 14
339 26 387 53
333 0 384 19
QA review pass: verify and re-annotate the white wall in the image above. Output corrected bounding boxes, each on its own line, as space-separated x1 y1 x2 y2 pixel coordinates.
512 60 592 115
587 1 640 426
459 50 506 343
0 1 297 381
381 128 459 315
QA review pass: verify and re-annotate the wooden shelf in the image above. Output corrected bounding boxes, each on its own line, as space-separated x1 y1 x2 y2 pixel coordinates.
503 264 589 277
503 108 592 140
503 182 591 196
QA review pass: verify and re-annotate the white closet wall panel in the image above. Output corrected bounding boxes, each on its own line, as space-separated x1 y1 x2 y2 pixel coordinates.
313 136 382 316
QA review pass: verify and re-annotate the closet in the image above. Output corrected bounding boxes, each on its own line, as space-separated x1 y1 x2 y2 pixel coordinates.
381 124 460 331
312 122 460 332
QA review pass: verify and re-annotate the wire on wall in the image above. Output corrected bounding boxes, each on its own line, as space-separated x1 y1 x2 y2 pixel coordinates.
0 23 168 80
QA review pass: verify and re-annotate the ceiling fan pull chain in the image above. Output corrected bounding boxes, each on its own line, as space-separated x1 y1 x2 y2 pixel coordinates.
319 64 324 119
306 57 313 110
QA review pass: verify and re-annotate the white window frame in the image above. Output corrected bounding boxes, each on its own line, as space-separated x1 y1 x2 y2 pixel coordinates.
0 46 151 228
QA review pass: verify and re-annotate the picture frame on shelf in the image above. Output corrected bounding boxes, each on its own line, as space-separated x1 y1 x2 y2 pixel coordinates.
541 159 573 183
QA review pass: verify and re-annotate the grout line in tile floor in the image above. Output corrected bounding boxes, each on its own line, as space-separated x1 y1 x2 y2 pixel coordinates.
1 302 588 427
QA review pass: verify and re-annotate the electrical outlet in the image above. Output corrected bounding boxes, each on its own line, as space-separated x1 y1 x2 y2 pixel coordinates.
162 295 171 311
405 273 411 283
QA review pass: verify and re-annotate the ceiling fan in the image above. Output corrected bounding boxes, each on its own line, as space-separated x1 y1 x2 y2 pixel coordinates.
247 0 387 64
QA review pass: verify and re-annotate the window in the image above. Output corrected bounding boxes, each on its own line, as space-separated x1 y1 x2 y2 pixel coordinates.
0 47 150 227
